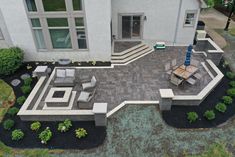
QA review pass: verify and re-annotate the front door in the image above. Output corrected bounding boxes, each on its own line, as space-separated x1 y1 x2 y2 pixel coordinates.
121 15 142 39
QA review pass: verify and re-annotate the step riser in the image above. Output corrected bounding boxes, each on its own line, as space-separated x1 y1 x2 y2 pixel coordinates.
111 46 149 60
112 43 145 56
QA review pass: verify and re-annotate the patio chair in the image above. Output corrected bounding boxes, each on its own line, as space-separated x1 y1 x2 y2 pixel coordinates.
186 77 197 85
170 74 183 86
164 63 172 76
191 59 200 67
193 73 202 80
82 76 97 90
171 59 177 70
77 88 96 109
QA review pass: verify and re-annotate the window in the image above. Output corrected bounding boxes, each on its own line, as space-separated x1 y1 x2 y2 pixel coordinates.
42 0 66 12
184 11 197 26
31 18 46 49
26 0 37 12
73 0 82 11
75 18 87 49
25 0 87 51
47 18 72 49
0 28 4 40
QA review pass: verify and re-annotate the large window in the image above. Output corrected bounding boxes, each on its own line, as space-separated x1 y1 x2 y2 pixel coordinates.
184 11 197 27
31 18 46 49
25 0 88 51
47 18 72 49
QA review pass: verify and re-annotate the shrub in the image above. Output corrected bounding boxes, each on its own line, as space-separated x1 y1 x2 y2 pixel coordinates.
204 110 216 120
0 47 24 76
21 85 31 95
187 112 198 123
30 122 41 132
75 128 87 139
226 72 235 80
227 88 235 97
58 119 72 133
229 81 235 88
39 127 52 144
215 103 227 113
17 96 26 105
12 129 24 141
7 107 19 116
3 119 15 130
23 77 32 86
222 96 233 105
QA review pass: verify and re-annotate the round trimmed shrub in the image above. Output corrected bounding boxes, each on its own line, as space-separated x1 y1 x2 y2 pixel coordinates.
227 88 235 97
226 72 235 80
215 103 227 113
229 81 235 88
204 110 216 120
39 127 52 144
0 47 24 76
222 96 233 105
23 77 32 86
7 107 19 116
30 121 41 131
17 96 26 105
75 128 87 139
12 129 24 141
187 112 198 123
21 85 31 95
58 119 72 133
3 119 15 130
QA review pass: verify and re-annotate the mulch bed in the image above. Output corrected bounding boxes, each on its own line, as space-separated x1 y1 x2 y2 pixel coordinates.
214 5 235 21
162 60 235 128
0 62 107 149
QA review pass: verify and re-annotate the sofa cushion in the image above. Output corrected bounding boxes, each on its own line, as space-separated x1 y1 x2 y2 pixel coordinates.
64 77 74 83
66 69 75 77
54 77 65 84
57 69 66 78
77 91 90 102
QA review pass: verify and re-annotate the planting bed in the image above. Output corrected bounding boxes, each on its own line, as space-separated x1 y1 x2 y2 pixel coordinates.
0 62 106 149
162 60 235 128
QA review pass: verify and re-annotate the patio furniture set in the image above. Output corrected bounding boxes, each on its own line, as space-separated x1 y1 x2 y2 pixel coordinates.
165 59 202 86
41 67 97 110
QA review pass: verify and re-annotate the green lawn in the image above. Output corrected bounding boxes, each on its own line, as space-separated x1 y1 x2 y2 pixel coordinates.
229 28 235 36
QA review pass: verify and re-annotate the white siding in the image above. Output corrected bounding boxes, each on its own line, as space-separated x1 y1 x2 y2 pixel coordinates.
0 0 111 62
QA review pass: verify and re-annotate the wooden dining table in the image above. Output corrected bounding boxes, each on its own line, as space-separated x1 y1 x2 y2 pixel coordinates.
173 64 199 80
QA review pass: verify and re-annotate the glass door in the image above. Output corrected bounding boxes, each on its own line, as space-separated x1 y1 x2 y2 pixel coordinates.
121 15 141 39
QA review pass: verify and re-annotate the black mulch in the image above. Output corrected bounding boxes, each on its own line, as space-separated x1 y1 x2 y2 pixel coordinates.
0 62 107 149
162 60 235 128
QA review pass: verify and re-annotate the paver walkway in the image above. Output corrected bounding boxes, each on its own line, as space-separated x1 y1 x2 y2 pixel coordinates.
76 47 211 111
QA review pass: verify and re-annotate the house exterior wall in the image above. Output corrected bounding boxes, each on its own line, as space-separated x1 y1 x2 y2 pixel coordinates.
111 0 200 46
0 0 111 62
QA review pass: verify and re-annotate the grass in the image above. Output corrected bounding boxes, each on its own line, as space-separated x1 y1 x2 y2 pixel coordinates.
0 79 15 122
229 28 235 36
187 142 232 157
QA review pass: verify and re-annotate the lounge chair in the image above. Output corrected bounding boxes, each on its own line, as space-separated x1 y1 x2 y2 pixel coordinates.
82 76 97 90
77 88 96 109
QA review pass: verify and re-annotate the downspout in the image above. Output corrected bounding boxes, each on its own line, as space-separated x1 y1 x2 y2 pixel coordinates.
173 0 183 46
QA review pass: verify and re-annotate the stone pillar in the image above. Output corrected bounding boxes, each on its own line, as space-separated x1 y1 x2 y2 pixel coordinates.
159 89 174 111
92 103 107 126
33 66 49 79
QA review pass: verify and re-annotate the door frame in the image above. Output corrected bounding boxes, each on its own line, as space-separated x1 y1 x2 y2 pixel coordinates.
118 13 144 40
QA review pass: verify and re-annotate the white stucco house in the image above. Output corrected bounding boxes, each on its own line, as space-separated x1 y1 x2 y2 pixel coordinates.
0 0 206 62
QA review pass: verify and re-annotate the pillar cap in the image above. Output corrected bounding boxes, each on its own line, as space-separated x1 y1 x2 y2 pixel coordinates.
159 89 174 98
92 103 107 114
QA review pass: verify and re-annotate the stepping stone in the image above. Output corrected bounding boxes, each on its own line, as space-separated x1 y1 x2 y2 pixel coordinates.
27 65 33 70
11 79 21 87
20 73 31 80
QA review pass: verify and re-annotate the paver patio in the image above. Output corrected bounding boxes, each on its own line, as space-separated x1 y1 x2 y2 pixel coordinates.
75 47 211 111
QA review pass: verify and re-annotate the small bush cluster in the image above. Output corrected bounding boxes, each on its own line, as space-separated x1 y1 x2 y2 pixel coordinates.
23 77 32 86
226 72 235 80
222 96 233 105
215 103 227 113
17 96 26 105
187 112 198 123
75 128 87 139
229 81 235 88
12 129 24 141
21 85 31 95
0 47 24 76
58 119 72 133
227 88 235 97
30 122 41 132
204 110 215 120
7 107 19 116
3 119 15 130
39 127 52 144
